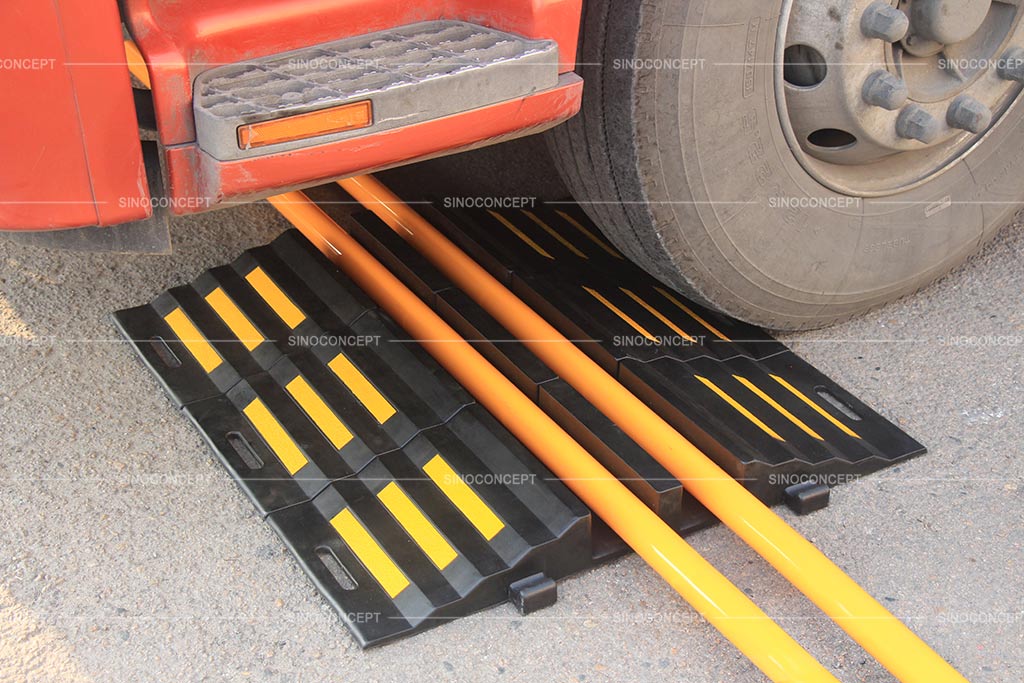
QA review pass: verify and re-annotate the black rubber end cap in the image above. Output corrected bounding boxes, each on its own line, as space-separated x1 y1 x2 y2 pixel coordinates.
784 482 831 515
508 573 557 615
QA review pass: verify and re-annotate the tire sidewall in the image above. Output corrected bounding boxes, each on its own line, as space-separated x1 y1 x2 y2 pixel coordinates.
631 0 1024 327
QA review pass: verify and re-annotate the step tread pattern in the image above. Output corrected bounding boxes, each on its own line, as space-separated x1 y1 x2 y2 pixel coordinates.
194 20 560 160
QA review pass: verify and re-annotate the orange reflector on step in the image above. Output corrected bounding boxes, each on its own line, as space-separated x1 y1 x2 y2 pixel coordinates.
238 100 373 150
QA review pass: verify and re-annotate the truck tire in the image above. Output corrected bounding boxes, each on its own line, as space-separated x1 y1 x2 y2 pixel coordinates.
547 0 1024 329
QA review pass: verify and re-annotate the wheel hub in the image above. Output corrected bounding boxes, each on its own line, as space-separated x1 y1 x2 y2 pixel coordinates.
777 0 1024 195
909 0 991 46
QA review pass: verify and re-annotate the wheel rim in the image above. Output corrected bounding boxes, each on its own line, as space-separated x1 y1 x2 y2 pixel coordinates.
776 0 1024 196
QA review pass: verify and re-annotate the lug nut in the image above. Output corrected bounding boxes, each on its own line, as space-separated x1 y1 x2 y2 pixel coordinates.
946 95 992 134
862 70 909 110
896 104 941 143
997 47 1024 82
861 1 910 42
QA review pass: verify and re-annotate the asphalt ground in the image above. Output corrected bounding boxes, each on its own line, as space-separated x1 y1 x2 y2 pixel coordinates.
1 139 1021 682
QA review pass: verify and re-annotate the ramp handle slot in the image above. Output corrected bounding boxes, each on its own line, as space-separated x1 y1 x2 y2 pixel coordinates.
149 336 181 368
316 547 357 591
226 432 264 471
814 386 863 421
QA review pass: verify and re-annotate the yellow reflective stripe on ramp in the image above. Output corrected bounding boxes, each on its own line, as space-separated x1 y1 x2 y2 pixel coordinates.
243 398 308 474
205 287 264 351
488 210 553 259
620 288 696 343
423 455 504 540
330 508 409 598
584 286 659 343
655 287 731 342
378 482 457 570
328 352 396 424
163 308 222 373
770 374 862 439
695 375 784 441
285 376 353 449
522 210 588 258
245 266 305 329
734 375 824 441
555 210 622 259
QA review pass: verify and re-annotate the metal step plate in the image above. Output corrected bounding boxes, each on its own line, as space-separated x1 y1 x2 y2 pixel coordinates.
194 21 559 160
345 197 926 510
113 230 591 646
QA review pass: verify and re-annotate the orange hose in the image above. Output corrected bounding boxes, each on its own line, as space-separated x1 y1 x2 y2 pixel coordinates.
268 191 838 683
336 174 970 683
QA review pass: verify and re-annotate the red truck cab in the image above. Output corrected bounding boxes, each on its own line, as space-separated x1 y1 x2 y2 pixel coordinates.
0 0 583 231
